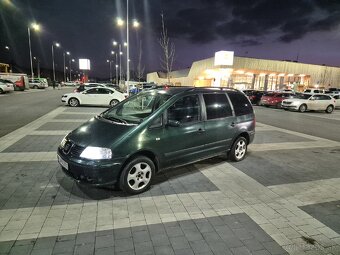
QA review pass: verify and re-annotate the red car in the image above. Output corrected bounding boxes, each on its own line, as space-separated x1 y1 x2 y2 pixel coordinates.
260 92 294 108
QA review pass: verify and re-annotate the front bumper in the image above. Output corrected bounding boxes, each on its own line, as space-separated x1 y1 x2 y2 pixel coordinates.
2 86 14 92
282 104 299 110
57 148 125 186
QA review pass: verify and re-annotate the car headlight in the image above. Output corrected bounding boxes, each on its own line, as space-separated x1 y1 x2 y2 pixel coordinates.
60 136 67 148
80 146 112 160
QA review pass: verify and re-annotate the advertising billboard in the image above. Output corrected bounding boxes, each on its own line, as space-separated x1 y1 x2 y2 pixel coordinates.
214 51 234 66
79 59 91 70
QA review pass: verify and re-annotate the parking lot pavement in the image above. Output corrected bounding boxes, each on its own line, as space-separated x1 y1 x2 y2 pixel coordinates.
0 106 340 254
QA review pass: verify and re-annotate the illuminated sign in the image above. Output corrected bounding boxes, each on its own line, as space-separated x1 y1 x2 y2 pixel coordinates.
79 59 91 70
214 51 234 66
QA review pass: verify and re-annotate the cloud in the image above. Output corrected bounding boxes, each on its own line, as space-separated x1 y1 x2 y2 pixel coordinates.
155 0 340 45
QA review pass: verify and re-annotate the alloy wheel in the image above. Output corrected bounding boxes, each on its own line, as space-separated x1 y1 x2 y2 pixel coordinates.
127 162 152 191
235 140 246 160
69 98 79 107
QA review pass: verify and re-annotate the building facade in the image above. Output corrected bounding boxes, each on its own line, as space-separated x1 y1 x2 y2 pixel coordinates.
147 52 340 91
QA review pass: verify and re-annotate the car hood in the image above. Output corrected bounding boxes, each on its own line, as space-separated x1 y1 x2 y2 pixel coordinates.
283 98 307 102
67 116 135 148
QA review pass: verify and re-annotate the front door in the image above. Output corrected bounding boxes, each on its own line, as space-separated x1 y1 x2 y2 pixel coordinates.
155 94 206 167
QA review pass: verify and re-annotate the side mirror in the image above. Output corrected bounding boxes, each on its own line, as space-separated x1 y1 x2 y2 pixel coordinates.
167 120 180 127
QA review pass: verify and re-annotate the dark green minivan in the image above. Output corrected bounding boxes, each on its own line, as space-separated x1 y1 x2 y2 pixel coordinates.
57 87 255 194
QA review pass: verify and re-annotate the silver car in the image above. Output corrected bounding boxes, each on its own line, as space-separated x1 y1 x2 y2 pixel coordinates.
282 93 336 113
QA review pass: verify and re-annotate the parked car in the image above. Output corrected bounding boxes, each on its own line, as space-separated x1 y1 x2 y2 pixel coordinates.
29 78 48 89
304 88 325 94
242 90 264 105
73 83 106 92
0 80 15 93
282 93 336 113
260 92 294 108
62 87 126 107
57 87 255 194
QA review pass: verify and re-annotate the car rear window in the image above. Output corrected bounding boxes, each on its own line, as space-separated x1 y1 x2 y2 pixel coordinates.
227 92 253 116
203 93 232 120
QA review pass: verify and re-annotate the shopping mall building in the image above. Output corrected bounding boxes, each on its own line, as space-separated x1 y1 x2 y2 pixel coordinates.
147 51 340 91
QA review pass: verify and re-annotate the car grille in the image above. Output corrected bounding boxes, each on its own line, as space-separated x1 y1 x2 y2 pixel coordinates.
283 101 292 105
61 141 85 157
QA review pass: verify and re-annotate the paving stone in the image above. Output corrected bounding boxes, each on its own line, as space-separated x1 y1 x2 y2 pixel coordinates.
3 135 64 152
230 147 340 186
253 130 312 144
95 235 114 248
300 200 340 235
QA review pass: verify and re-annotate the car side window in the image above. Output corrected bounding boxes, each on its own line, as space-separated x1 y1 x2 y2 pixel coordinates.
203 93 232 120
86 88 98 94
334 95 339 99
227 92 253 116
167 95 200 124
320 95 330 100
98 88 111 94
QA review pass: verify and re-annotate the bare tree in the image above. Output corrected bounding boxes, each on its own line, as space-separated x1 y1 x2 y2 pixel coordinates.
136 40 145 83
159 13 175 83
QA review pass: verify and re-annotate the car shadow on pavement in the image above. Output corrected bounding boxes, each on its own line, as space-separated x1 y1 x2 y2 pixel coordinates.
55 158 224 201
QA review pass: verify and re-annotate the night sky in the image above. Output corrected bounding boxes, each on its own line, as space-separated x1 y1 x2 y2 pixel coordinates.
1 0 340 79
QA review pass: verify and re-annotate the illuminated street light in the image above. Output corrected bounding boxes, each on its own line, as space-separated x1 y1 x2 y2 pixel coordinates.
133 19 140 28
64 51 71 82
69 58 75 81
113 41 118 46
123 42 127 47
116 17 124 26
28 22 41 79
51 42 60 81
5 46 10 50
111 51 115 55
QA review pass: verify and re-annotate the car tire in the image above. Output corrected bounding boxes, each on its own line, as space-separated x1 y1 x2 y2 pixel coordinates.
119 156 155 195
283 108 289 111
276 102 282 109
68 98 80 107
33 85 38 89
299 104 307 113
229 136 248 162
110 99 119 107
325 105 334 114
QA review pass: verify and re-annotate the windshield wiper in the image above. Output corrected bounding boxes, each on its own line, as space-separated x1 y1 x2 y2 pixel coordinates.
100 114 127 124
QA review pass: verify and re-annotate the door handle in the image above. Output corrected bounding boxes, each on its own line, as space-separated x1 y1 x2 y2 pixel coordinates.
230 122 236 127
198 128 206 133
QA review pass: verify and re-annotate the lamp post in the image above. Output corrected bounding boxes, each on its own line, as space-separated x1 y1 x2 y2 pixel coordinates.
63 51 70 82
106 59 112 82
52 42 60 81
33 56 40 78
70 59 75 81
116 9 140 96
27 23 40 79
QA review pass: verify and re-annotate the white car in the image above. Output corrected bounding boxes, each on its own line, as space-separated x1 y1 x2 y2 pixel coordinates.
29 78 48 89
0 80 15 93
282 93 336 113
62 87 126 107
304 88 325 94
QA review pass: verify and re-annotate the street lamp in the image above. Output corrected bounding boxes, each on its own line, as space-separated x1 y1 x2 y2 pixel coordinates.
33 56 40 78
115 3 140 95
27 22 40 79
5 46 10 51
63 51 70 82
51 42 60 82
70 59 75 81
113 41 124 85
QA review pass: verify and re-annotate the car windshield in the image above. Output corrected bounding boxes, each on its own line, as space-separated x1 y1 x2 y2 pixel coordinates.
293 94 311 99
101 91 172 124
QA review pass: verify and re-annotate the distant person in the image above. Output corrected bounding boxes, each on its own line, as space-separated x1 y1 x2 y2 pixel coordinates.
52 80 56 90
